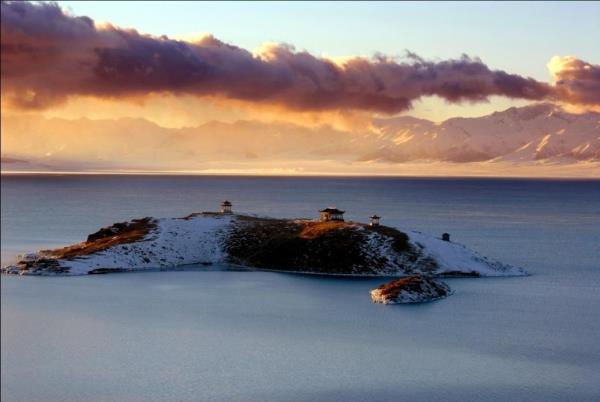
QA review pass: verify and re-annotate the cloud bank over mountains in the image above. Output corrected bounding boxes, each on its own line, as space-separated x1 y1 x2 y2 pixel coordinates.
2 1 599 113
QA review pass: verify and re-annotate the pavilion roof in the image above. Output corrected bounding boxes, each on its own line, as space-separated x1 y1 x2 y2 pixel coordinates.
319 207 345 214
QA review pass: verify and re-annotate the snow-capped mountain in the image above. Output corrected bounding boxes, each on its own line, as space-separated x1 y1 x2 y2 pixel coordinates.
2 103 598 173
365 104 600 163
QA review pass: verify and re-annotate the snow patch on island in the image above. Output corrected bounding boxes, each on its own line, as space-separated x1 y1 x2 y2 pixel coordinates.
407 230 527 277
5 215 232 275
67 215 231 274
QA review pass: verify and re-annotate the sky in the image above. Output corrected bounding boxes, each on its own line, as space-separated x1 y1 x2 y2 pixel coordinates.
4 1 600 123
1 1 599 176
52 1 600 122
56 1 599 80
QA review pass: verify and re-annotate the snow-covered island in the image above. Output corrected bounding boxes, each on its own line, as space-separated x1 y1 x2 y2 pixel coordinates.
1 210 527 279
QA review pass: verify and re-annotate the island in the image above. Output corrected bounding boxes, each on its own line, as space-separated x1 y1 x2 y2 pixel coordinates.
1 206 527 280
370 275 452 304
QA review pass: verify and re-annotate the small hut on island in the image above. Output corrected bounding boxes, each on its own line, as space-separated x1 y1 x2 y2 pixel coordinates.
221 200 233 214
319 207 345 222
370 215 381 227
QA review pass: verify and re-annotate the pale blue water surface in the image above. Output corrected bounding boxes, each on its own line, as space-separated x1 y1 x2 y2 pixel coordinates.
2 175 600 401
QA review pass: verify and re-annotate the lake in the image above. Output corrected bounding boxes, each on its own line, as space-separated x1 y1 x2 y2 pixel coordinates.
2 174 600 401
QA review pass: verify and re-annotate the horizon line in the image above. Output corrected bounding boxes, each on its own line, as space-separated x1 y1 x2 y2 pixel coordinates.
2 170 599 181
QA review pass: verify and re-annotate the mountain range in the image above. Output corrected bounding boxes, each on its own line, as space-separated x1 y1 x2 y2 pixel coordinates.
2 103 599 175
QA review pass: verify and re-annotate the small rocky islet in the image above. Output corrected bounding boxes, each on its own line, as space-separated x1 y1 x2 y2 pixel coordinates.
370 275 452 304
1 201 527 304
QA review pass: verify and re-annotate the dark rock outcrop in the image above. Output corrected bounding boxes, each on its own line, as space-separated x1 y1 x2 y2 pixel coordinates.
4 256 70 275
86 218 154 243
225 217 437 275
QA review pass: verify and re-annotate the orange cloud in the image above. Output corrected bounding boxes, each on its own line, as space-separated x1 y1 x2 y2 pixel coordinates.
2 2 598 115
548 56 600 106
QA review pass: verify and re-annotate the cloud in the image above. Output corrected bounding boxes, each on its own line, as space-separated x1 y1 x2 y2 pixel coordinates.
548 56 600 105
1 1 598 113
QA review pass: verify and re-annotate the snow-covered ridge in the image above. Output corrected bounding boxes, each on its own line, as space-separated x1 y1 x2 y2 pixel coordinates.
407 230 525 277
1 213 527 277
2 214 232 276
366 103 600 163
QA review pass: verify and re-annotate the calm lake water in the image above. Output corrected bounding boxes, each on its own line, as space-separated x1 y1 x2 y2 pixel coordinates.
2 174 600 401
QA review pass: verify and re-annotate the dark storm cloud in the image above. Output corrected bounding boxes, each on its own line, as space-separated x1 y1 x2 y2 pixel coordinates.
1 2 598 111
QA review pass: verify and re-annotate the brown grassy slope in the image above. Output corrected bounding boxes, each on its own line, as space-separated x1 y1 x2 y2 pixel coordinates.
41 218 156 260
372 275 446 297
225 218 415 274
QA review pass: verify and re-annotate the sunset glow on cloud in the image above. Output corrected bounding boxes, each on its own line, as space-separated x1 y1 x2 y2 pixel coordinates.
1 1 599 177
2 1 598 114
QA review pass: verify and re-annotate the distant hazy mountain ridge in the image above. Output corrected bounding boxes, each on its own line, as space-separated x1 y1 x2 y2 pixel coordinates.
2 104 598 173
